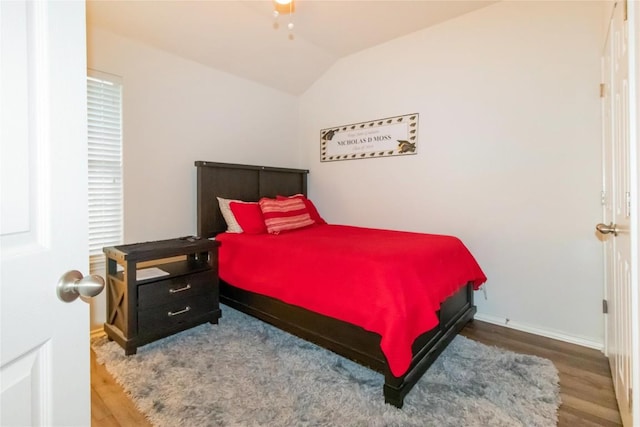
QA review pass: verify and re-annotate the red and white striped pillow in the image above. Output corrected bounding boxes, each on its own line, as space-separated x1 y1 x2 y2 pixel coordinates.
258 197 315 234
276 194 327 225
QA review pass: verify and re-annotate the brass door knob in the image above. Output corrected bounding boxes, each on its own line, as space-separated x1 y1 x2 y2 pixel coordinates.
596 222 619 237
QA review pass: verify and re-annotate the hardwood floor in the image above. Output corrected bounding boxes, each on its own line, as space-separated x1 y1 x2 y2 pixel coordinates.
460 321 622 426
91 320 622 426
91 347 152 427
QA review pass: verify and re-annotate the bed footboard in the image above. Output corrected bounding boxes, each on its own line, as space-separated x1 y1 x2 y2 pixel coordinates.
220 280 475 408
384 283 475 407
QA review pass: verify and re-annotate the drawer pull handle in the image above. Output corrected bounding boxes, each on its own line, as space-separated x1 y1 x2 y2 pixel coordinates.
168 306 191 317
169 284 191 294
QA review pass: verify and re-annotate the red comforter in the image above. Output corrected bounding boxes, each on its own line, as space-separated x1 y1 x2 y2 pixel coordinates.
216 224 486 377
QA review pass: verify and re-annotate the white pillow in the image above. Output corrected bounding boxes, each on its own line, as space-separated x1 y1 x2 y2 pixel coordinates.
216 197 243 233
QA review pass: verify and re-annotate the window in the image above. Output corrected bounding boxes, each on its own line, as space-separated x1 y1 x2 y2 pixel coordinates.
87 70 123 275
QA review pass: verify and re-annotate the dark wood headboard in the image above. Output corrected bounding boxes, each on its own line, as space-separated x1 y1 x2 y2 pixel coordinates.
195 161 309 238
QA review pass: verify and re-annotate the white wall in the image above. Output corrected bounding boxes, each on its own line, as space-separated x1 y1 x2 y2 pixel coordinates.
299 1 607 347
87 27 299 329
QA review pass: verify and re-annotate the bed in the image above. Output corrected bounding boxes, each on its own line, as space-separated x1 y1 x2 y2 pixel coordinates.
195 160 486 408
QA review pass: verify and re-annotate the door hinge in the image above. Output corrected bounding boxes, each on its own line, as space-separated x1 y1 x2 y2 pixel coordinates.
624 0 628 21
629 387 632 409
600 83 605 98
626 191 631 217
601 190 606 205
603 299 608 314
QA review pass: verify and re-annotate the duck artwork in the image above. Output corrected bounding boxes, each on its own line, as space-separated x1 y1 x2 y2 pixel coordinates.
397 140 416 153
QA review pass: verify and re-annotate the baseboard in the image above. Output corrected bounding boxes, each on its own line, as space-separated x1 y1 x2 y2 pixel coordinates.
474 313 604 351
91 327 106 340
91 315 603 352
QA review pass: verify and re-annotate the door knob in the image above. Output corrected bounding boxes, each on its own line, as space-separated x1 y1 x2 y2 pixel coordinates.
56 270 105 302
596 222 619 236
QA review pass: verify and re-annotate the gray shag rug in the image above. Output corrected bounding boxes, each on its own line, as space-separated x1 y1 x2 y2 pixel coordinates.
92 306 560 426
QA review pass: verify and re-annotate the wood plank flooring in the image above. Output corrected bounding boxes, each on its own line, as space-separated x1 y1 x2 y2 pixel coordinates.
460 321 622 426
91 348 152 427
92 320 622 426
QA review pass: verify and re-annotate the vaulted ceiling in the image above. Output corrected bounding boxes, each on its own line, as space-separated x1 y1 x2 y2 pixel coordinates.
86 1 497 95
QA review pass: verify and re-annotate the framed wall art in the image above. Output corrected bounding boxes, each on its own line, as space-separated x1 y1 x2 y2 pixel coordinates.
320 113 418 162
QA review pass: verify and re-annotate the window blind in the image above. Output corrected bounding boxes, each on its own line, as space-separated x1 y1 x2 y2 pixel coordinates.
87 71 123 275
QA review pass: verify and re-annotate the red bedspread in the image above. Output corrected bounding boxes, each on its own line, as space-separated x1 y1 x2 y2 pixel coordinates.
216 224 486 377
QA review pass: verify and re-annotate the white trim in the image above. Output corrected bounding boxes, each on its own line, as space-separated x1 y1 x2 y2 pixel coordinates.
628 1 640 424
87 68 122 85
474 313 604 351
89 314 605 351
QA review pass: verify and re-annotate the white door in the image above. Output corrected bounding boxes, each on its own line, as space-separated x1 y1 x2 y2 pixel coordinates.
0 1 94 426
600 2 634 426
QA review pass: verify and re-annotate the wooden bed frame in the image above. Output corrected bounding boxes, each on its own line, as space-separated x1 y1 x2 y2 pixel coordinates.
195 160 476 408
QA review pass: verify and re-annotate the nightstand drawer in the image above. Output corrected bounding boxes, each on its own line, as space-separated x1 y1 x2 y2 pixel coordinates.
138 270 216 309
138 294 216 336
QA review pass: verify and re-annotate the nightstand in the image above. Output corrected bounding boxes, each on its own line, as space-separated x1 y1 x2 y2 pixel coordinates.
103 237 221 355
